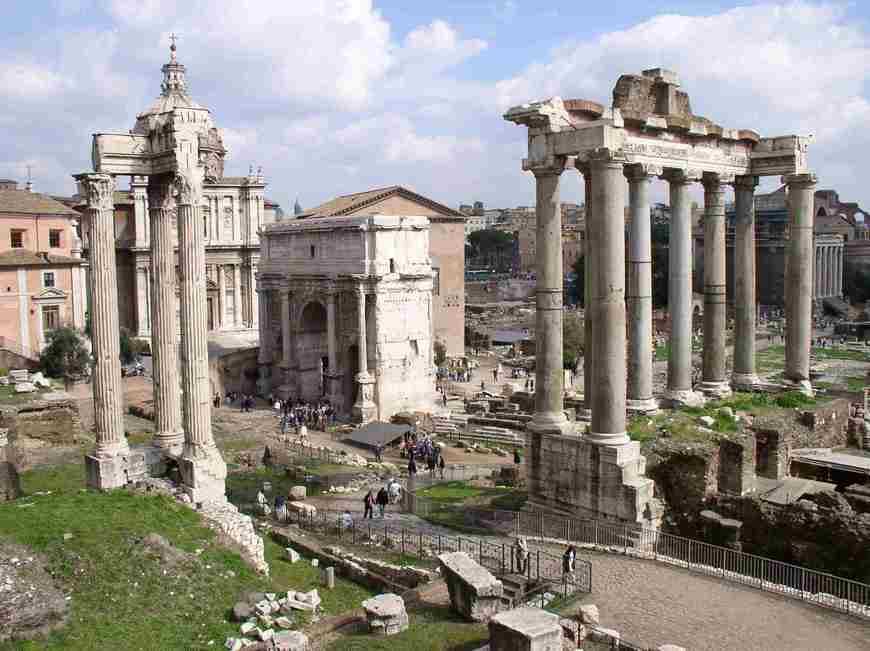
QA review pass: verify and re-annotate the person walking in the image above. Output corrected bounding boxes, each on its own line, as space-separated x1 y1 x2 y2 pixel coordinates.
408 457 417 477
513 447 522 465
438 455 445 480
562 544 576 576
363 490 375 520
514 537 529 574
376 486 389 518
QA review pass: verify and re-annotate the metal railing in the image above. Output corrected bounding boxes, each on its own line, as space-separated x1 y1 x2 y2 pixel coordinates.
287 508 592 599
404 491 870 619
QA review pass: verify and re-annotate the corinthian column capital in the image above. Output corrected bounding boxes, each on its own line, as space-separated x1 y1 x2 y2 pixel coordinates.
147 175 175 210
663 168 702 185
527 155 570 178
173 171 201 205
733 175 759 191
624 163 662 182
75 173 115 211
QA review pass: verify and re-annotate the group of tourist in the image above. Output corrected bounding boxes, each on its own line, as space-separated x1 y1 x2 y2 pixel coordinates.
270 397 336 434
217 391 257 411
512 536 578 578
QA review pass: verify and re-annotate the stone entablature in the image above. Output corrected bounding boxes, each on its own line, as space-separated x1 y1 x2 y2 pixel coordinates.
258 214 435 422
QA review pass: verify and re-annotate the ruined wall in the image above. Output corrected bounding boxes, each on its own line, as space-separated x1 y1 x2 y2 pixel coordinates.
208 347 259 399
0 400 84 447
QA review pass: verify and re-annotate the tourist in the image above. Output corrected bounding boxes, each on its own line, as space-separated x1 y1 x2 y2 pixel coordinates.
388 478 401 504
408 457 417 477
341 510 353 530
438 455 446 480
274 494 287 523
442 392 448 408
376 486 389 518
256 489 270 516
513 447 522 465
562 545 576 576
213 393 221 408
514 537 529 574
375 445 383 462
363 490 375 519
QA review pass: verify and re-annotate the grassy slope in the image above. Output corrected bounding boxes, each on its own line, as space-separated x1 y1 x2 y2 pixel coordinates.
0 464 372 651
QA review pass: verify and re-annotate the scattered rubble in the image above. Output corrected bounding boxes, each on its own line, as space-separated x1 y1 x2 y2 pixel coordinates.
361 593 409 636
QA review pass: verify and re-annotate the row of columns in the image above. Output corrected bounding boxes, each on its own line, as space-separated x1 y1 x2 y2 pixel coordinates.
529 151 817 442
814 243 843 298
78 171 226 500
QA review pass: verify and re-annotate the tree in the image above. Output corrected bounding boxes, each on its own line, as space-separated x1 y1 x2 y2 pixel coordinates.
39 327 91 383
467 230 516 271
119 328 135 365
651 221 670 308
434 340 448 367
571 255 586 306
563 313 584 370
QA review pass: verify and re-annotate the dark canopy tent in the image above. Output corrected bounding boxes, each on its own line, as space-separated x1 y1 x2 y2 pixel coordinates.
343 421 410 450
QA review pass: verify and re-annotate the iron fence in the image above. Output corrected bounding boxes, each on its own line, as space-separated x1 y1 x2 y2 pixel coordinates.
287 508 592 600
405 491 870 619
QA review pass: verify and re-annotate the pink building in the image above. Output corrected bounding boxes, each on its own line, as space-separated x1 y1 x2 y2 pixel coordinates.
0 180 87 361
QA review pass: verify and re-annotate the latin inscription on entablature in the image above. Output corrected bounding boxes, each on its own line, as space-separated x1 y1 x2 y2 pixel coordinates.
621 140 751 174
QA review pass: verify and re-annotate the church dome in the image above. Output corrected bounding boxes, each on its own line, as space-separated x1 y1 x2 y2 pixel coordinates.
133 38 204 133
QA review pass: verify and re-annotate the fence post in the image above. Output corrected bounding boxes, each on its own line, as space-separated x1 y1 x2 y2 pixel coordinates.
594 520 599 547
479 539 483 564
515 511 520 538
438 534 442 555
536 550 540 581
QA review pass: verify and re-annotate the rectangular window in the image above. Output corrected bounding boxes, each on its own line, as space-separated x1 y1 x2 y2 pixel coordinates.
49 229 61 248
432 268 441 296
43 272 55 288
42 305 60 333
10 230 23 249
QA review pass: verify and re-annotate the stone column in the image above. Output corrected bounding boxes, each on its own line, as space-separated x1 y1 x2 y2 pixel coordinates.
664 169 702 406
217 265 226 328
250 265 259 328
625 164 659 413
233 264 243 327
280 289 292 387
813 247 820 299
529 160 570 435
256 287 272 395
75 173 129 489
352 287 376 423
147 177 183 451
325 288 340 404
699 173 731 398
580 166 595 416
784 173 817 394
837 246 843 295
175 171 227 503
732 175 761 388
589 150 629 445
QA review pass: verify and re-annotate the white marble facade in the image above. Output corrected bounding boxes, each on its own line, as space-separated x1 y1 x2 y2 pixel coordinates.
257 214 435 422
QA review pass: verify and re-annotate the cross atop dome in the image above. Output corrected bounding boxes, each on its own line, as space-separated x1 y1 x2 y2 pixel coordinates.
169 32 178 62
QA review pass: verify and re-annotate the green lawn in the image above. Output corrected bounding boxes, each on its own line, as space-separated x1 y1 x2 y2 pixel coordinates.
0 463 373 651
415 481 513 504
327 606 487 651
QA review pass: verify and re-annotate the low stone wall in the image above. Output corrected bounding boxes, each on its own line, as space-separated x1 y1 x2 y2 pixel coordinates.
0 399 84 448
323 546 434 589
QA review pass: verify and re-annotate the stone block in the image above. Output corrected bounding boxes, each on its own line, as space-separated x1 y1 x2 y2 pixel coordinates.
285 547 300 563
290 485 307 500
323 566 335 589
558 618 580 646
273 630 309 651
489 606 562 651
362 593 409 636
288 501 316 518
577 605 599 626
85 453 129 490
438 551 503 622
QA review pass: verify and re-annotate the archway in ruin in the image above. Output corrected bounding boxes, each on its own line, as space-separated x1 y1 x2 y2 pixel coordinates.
296 301 328 402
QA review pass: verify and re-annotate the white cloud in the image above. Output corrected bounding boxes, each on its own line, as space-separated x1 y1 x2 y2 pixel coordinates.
402 20 487 70
495 1 870 206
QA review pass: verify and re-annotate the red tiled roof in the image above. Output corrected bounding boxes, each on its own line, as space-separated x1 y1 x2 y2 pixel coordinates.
297 185 465 221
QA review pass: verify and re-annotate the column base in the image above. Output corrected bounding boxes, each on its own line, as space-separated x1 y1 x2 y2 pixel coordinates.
698 380 733 399
152 431 184 454
663 388 705 408
179 443 228 504
528 410 572 436
352 372 376 424
626 397 659 415
731 373 762 392
780 377 814 397
85 444 145 491
585 430 632 446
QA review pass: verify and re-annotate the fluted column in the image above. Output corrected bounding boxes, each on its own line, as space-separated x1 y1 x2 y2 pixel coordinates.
699 173 731 397
76 173 128 489
352 287 376 423
664 169 703 406
588 151 629 445
175 171 226 503
813 247 820 298
148 177 183 450
625 164 659 413
325 288 339 404
732 175 761 388
529 159 570 435
279 289 292 387
784 173 817 394
837 246 843 295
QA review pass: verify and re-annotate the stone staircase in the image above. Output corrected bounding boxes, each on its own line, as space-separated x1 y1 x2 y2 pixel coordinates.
498 573 531 607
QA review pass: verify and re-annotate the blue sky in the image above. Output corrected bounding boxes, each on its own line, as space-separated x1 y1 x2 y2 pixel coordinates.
2 1 870 212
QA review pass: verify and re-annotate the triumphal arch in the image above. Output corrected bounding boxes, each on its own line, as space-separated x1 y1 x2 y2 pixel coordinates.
77 41 226 501
505 69 814 525
257 215 436 422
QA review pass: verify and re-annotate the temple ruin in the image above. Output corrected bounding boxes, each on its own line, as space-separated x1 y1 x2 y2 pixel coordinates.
505 68 814 525
77 41 227 500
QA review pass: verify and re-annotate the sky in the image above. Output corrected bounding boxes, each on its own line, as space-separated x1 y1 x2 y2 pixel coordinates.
2 1 870 213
